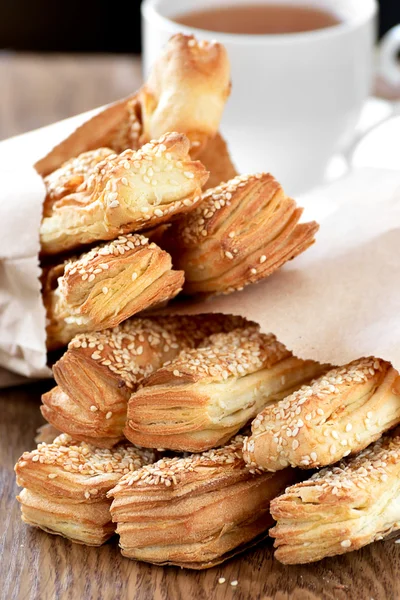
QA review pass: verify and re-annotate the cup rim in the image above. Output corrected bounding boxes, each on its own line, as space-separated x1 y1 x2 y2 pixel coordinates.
142 0 377 45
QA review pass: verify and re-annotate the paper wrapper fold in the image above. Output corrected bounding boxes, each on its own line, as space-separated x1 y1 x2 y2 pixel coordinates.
0 103 399 384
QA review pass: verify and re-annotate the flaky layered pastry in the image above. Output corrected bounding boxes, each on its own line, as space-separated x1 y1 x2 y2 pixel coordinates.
124 326 326 452
43 234 184 350
243 358 400 472
42 315 246 447
40 132 208 255
166 173 319 295
139 34 231 156
15 434 155 546
108 435 298 569
270 429 400 563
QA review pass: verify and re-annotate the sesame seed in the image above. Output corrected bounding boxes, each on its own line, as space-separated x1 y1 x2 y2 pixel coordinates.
218 578 226 584
230 581 238 587
260 255 267 264
90 405 98 412
341 540 352 548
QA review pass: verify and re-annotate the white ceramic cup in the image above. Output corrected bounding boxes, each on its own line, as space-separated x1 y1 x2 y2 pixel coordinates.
142 0 377 194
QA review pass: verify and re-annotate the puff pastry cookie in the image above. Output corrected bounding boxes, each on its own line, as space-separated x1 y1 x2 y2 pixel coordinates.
243 358 400 472
40 132 208 255
108 435 298 569
124 326 326 452
139 34 231 156
166 173 319 295
270 429 400 563
15 434 155 546
42 315 246 447
43 234 184 350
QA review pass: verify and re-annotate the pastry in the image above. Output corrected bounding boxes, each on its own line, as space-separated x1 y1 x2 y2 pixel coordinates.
43 234 184 350
15 434 155 546
108 434 298 569
270 428 400 564
42 147 115 218
166 173 319 295
40 132 208 255
36 35 232 192
139 34 231 156
42 315 247 447
196 132 238 190
243 357 400 472
124 326 326 452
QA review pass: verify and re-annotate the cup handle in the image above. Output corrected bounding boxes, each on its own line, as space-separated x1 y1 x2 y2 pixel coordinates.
378 25 400 87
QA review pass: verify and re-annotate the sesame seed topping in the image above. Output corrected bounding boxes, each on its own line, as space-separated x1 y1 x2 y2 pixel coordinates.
245 357 389 470
110 434 261 492
17 433 155 479
67 315 246 392
148 327 290 386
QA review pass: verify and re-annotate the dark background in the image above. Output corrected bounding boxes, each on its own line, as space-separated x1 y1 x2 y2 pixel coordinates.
0 0 398 53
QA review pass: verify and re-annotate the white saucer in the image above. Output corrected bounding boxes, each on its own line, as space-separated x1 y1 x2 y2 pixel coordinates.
351 107 400 171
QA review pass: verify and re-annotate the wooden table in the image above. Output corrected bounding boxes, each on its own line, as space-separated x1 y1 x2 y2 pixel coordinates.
1 54 400 600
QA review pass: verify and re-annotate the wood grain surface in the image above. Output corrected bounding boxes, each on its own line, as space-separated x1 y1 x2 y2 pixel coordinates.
0 52 142 140
1 54 400 600
1 384 400 600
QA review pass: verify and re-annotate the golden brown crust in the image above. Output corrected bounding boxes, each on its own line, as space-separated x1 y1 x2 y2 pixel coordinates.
43 315 247 447
196 132 238 190
243 358 400 472
15 434 155 546
18 488 114 546
36 34 230 182
108 435 298 569
40 132 208 255
124 327 327 452
43 234 184 350
270 429 400 564
139 34 231 156
41 387 126 448
166 173 319 295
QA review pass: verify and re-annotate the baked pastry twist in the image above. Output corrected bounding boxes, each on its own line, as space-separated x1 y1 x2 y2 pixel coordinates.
108 435 298 569
166 173 319 294
270 428 400 563
243 358 400 472
43 234 184 350
15 434 155 546
139 34 231 156
42 315 246 447
40 132 208 255
124 326 326 452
